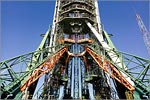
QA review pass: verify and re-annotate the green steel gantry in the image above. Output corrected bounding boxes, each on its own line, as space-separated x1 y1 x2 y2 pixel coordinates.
0 29 149 99
1 0 150 99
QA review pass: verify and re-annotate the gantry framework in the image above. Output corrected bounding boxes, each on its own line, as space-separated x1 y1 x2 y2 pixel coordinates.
0 0 150 99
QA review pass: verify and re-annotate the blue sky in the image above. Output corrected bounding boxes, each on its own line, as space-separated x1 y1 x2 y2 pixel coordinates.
1 1 149 61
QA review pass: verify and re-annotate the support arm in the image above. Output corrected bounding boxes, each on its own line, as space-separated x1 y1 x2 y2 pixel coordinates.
85 46 135 92
20 47 68 92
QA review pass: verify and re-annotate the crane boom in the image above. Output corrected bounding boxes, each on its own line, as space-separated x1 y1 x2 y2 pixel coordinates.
136 13 150 57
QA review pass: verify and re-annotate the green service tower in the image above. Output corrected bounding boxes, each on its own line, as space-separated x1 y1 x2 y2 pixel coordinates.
1 0 149 99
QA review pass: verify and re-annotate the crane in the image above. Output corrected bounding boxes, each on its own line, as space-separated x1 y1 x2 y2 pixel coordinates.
136 13 150 57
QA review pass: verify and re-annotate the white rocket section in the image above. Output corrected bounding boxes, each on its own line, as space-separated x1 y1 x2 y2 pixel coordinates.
94 0 103 35
58 86 64 100
53 0 61 51
88 83 96 100
94 0 111 88
49 0 60 52
86 21 134 86
49 1 57 48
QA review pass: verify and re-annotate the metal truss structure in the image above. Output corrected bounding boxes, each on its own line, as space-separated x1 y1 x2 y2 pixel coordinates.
0 0 150 99
136 13 150 57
